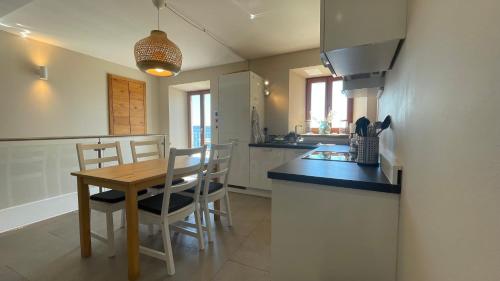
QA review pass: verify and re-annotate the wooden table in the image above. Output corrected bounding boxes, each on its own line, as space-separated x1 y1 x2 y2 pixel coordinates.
71 157 217 281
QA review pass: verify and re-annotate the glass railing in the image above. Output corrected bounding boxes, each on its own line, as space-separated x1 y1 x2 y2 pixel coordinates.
0 134 167 232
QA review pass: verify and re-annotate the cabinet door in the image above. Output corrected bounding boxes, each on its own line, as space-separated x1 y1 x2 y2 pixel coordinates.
250 147 286 190
218 72 250 143
108 76 130 135
227 141 249 187
284 148 311 162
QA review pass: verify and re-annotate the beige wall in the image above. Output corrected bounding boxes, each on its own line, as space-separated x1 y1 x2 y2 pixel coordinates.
168 87 189 148
288 70 307 132
249 49 321 135
379 0 500 280
159 61 249 145
159 49 322 140
0 30 160 138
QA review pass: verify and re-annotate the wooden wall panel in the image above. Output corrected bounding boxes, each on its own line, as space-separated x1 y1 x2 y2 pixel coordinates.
108 74 146 135
129 81 146 135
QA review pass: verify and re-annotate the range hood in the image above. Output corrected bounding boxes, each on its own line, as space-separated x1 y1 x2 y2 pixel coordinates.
320 0 407 90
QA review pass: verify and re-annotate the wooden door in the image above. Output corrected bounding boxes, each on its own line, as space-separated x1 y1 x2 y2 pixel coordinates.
108 74 146 135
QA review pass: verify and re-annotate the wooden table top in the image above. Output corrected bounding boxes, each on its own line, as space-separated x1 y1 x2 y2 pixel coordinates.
71 157 205 185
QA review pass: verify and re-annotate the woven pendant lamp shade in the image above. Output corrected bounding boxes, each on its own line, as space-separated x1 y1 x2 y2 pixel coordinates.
134 30 182 77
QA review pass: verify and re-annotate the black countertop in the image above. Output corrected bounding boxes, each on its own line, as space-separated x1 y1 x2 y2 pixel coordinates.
268 145 401 194
249 143 318 150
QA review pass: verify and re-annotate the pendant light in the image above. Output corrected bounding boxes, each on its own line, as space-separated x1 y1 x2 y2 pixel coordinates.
134 0 182 77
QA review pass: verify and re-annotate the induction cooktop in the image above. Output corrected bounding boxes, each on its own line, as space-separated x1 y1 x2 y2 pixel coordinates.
302 151 356 162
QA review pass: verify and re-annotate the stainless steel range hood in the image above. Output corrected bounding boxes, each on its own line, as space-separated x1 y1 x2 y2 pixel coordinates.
320 0 407 90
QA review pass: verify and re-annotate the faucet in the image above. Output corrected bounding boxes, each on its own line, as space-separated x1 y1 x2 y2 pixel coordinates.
294 124 303 135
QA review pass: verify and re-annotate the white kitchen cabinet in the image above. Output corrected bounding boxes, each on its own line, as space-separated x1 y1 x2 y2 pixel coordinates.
219 71 264 188
250 147 312 191
283 148 310 162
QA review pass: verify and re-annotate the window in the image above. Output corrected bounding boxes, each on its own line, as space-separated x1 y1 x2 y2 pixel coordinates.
188 90 211 148
306 76 353 131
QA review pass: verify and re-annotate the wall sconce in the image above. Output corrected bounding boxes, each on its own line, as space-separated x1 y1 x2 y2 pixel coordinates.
264 80 270 96
39 66 48 80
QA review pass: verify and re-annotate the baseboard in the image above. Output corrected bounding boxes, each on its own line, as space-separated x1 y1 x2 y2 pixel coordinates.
228 186 272 198
0 192 78 234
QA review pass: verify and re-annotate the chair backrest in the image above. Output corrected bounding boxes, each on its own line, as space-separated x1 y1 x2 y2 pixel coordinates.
130 140 162 163
161 146 207 217
202 143 234 195
76 142 124 171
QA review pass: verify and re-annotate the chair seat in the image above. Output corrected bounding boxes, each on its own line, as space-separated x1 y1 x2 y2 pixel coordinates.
138 193 194 215
151 178 186 189
90 189 147 204
185 181 224 195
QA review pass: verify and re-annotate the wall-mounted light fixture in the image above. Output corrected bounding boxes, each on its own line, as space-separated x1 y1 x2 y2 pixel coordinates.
39 66 48 80
264 80 271 96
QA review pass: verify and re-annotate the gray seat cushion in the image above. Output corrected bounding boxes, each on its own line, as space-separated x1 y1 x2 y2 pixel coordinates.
138 193 194 215
184 181 224 195
90 189 147 204
151 178 186 189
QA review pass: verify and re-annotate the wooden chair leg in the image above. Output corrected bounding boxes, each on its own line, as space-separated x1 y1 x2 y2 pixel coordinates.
161 222 175 276
224 192 233 227
194 207 205 250
202 201 214 243
106 211 116 257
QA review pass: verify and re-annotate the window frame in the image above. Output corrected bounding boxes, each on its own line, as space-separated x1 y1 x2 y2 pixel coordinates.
305 76 353 129
187 89 210 148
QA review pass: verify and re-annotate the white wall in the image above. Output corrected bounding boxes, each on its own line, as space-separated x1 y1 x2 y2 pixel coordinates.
168 87 189 148
0 30 160 138
379 0 500 280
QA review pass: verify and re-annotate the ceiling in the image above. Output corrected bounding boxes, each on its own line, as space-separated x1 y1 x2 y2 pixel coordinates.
292 65 332 78
171 80 210 92
0 0 320 71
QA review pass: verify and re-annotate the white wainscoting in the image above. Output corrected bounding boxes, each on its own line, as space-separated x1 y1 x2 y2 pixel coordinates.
0 192 78 233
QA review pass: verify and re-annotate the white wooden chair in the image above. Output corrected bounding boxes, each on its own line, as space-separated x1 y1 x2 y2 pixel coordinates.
130 139 163 162
130 139 185 195
137 146 206 276
181 143 234 242
76 141 149 257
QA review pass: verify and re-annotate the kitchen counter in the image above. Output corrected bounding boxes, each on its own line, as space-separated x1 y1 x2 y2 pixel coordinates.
268 145 400 194
271 144 400 281
249 143 318 150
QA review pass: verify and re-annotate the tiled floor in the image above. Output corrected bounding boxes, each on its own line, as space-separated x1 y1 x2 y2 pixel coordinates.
0 193 271 281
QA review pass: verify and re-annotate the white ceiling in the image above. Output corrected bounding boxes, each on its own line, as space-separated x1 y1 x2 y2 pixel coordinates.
171 80 210 92
291 65 332 78
0 0 320 72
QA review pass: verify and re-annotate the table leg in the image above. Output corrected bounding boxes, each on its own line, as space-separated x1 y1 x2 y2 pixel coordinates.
126 188 140 281
214 201 221 222
77 177 91 257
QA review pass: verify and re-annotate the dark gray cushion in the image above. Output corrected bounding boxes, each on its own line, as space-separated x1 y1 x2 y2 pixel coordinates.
138 193 194 215
184 181 224 194
90 189 147 204
151 178 186 189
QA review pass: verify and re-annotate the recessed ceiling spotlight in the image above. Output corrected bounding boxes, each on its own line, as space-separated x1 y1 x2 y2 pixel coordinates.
16 23 25 27
249 13 256 20
20 31 29 38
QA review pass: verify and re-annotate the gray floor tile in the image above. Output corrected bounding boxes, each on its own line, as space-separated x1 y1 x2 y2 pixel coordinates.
0 193 271 281
212 261 270 281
